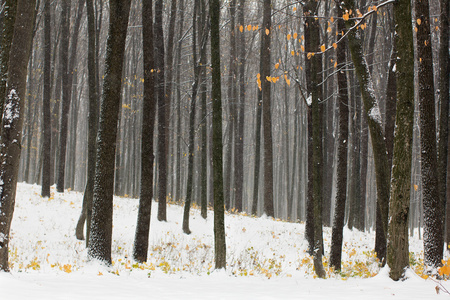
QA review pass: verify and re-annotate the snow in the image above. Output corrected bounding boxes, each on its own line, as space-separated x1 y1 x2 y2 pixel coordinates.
1 183 447 299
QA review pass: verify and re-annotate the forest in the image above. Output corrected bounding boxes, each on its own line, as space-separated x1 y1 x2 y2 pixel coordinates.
0 0 448 285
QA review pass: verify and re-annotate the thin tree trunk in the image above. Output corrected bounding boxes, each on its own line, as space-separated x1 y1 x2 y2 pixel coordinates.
133 0 156 263
210 0 226 269
330 13 349 271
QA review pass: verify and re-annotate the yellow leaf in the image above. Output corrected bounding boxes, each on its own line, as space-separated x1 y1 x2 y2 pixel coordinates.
266 76 272 82
293 32 298 39
300 45 305 52
343 12 349 21
247 25 252 31
257 73 261 79
271 77 277 83
287 33 291 40
320 44 326 52
275 63 280 69
372 5 377 11
265 28 270 35
284 75 291 86
253 25 258 31
417 18 422 25
239 25 244 32
332 42 337 49
291 50 295 56
307 52 313 59
439 265 450 276
301 35 304 41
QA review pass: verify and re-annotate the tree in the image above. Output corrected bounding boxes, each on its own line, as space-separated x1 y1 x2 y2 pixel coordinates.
0 0 36 271
87 0 131 264
133 0 156 263
56 0 70 193
304 0 326 278
41 0 51 198
330 10 349 271
210 0 226 269
415 0 442 269
0 0 17 118
261 0 274 217
155 0 168 222
386 0 414 280
341 0 391 263
75 0 99 243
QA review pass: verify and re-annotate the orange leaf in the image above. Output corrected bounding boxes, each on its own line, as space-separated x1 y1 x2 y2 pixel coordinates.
417 18 422 25
287 33 291 40
291 50 295 56
327 26 332 33
320 45 326 52
275 63 280 69
293 32 298 39
300 45 305 52
343 12 349 21
334 61 338 68
265 28 270 35
293 7 297 12
330 16 334 23
247 25 252 31
239 25 244 32
332 42 337 49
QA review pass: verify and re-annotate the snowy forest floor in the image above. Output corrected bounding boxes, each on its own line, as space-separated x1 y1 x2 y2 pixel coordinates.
1 183 448 299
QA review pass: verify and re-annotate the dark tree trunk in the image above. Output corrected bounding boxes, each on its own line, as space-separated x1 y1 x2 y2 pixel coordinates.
183 0 201 235
87 0 131 264
155 0 167 222
0 0 17 119
133 0 156 263
415 0 443 268
76 0 98 243
0 0 36 272
56 0 71 193
330 13 349 271
233 0 245 212
387 0 414 281
261 0 274 217
41 0 51 198
438 0 449 254
210 0 226 269
342 0 390 263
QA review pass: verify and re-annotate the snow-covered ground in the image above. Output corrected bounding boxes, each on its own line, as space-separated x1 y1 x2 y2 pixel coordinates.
0 183 446 299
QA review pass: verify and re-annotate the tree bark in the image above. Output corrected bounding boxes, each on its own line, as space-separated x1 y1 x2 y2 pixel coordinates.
330 13 349 271
87 0 131 264
387 0 414 280
133 0 156 263
210 0 226 269
261 0 274 217
0 0 36 272
415 0 443 268
41 0 51 198
155 0 167 222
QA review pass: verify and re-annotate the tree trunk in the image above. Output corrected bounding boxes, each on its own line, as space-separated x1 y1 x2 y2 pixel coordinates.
87 0 131 264
438 0 449 254
387 0 414 280
330 13 349 271
41 0 51 198
415 0 443 268
76 0 98 243
155 0 167 222
133 0 156 263
342 0 390 263
0 0 36 272
210 0 226 269
261 0 274 217
0 0 17 120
